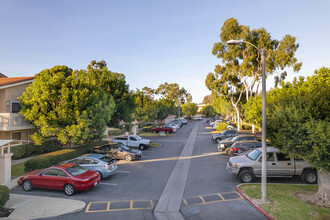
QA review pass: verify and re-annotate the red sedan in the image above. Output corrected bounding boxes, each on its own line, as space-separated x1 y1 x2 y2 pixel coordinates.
17 163 101 196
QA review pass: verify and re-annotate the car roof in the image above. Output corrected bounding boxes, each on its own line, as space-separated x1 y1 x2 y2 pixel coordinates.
256 147 279 153
54 163 77 169
82 153 104 159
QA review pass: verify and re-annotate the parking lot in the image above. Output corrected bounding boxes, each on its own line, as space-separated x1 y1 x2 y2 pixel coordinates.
10 120 308 219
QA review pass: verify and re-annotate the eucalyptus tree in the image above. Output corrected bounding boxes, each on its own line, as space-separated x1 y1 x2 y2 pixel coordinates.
206 18 302 130
156 82 188 105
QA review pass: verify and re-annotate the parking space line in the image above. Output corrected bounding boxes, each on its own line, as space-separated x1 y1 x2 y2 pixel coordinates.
116 171 131 173
183 191 243 207
100 183 117 186
85 200 154 213
182 198 188 206
217 193 225 201
199 196 206 203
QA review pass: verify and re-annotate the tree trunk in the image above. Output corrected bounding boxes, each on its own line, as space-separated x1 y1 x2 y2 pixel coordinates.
252 124 256 133
311 170 330 207
234 105 241 131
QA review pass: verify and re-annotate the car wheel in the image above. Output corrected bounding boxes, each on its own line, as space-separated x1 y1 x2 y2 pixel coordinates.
239 170 254 183
125 154 133 161
97 171 103 179
165 131 169 134
302 170 317 184
152 130 156 133
139 144 145 151
22 180 33 191
64 184 76 196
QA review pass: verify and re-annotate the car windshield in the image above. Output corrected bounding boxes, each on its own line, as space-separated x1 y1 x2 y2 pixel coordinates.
119 145 130 151
99 156 114 162
135 136 142 141
246 149 262 161
65 165 88 176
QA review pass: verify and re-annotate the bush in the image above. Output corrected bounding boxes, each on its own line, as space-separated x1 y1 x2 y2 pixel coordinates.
108 129 124 136
216 122 228 131
24 141 108 173
142 126 153 133
11 140 61 160
0 186 9 208
242 124 252 130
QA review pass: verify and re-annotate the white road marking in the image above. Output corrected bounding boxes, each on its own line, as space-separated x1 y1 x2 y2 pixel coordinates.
116 171 131 173
100 183 117 186
12 198 35 208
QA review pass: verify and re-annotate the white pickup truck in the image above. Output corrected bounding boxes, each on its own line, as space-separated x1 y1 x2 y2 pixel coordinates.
112 135 152 150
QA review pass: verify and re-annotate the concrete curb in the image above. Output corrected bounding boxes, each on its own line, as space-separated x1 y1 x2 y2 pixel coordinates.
236 184 275 220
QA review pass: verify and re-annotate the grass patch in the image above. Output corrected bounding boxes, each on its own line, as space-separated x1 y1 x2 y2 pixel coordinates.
151 142 161 147
240 184 330 220
11 162 26 177
138 132 173 137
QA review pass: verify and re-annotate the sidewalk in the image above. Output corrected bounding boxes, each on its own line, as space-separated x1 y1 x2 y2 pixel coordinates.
1 194 85 220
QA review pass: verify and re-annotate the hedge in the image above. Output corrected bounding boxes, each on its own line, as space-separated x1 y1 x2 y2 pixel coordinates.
108 129 124 136
11 140 61 160
0 185 9 208
216 122 228 131
24 140 108 173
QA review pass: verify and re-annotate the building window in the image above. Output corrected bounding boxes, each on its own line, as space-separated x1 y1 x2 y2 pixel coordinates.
12 131 28 141
11 102 21 113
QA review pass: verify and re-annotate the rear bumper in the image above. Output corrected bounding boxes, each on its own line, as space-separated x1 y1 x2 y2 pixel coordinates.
75 176 101 191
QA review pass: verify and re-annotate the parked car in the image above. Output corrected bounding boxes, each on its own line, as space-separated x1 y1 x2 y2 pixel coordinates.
17 163 101 196
226 147 317 184
177 118 187 124
92 144 142 161
65 154 117 179
212 130 238 143
217 135 257 152
152 125 176 134
112 135 151 150
226 141 262 156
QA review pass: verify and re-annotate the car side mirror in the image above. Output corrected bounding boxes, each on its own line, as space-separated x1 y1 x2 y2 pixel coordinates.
39 173 43 176
258 157 262 162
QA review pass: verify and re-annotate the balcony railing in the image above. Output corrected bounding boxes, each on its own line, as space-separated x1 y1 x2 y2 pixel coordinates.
0 113 32 131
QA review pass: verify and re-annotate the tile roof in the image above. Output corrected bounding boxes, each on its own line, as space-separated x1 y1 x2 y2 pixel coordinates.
0 77 34 87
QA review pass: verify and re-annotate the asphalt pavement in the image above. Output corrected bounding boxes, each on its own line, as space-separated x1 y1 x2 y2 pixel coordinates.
6 120 283 219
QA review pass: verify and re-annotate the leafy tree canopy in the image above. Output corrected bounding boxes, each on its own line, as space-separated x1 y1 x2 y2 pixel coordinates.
156 82 190 105
132 89 157 122
200 105 217 117
19 65 116 145
156 99 177 120
266 67 330 171
182 103 198 117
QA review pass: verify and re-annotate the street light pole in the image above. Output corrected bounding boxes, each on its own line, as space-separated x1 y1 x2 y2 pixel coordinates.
261 48 267 203
226 40 267 202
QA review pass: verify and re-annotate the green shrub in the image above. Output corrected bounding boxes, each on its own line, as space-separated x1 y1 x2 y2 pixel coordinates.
0 185 9 208
216 122 228 131
108 129 124 136
142 126 153 133
11 140 61 160
242 124 252 130
24 141 107 173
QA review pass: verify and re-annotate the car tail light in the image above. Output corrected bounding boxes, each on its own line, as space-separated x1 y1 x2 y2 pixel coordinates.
232 148 238 151
83 178 90 182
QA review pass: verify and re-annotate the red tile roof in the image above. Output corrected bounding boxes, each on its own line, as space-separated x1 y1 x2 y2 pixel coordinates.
0 77 34 87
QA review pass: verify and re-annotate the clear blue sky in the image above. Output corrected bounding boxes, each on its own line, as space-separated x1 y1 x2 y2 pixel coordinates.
0 0 329 103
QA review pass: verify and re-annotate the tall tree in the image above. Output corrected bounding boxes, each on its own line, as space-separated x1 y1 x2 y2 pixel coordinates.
200 105 217 117
156 99 177 121
245 67 330 206
84 60 135 128
181 103 198 118
206 18 302 130
132 89 157 122
156 82 189 105
19 65 115 145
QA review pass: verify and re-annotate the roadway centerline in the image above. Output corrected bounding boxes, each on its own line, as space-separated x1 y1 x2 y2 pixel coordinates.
154 123 199 220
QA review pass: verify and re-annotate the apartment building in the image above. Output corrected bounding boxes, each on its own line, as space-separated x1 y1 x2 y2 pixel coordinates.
0 74 34 142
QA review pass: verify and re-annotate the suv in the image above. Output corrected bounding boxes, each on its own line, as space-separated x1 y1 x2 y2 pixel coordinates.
212 130 238 143
217 135 257 152
226 147 317 184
